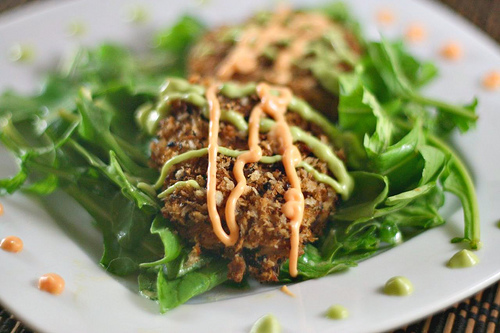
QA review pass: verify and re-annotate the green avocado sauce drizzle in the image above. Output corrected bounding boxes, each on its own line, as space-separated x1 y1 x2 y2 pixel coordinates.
136 78 353 200
140 146 341 198
157 180 201 199
220 109 248 132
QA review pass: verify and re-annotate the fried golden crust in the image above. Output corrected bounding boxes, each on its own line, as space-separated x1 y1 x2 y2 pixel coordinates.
150 94 339 282
187 24 362 121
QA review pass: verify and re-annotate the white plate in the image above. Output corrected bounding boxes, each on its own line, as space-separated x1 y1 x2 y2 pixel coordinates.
0 0 499 332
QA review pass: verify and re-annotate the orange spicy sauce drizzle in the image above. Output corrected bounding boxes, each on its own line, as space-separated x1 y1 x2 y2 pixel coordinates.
0 202 3 216
0 236 23 253
257 83 304 277
38 273 65 295
216 7 333 85
206 82 304 277
206 83 239 246
224 102 263 240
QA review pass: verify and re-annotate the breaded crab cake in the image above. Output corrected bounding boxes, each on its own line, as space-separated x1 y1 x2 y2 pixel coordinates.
143 78 352 282
188 7 363 120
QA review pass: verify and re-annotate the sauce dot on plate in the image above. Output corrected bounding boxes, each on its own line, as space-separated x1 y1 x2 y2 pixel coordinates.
376 9 396 25
0 202 4 216
0 236 23 253
67 21 87 37
383 276 413 296
8 43 35 63
326 304 349 320
250 314 281 333
38 273 65 295
405 23 426 42
447 249 479 268
124 5 149 24
482 71 500 90
440 42 462 60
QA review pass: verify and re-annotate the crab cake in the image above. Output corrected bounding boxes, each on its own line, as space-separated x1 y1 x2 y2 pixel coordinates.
188 8 363 120
145 78 352 282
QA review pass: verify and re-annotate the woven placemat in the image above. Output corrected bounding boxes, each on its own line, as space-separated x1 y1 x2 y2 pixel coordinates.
0 1 499 333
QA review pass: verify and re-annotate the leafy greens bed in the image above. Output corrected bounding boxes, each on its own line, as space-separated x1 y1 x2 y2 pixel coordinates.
0 4 479 312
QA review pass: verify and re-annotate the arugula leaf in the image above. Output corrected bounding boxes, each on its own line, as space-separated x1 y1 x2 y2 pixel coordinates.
430 135 481 248
140 215 183 268
76 90 155 179
0 161 28 195
280 244 357 281
336 36 479 250
338 75 376 138
363 39 478 133
0 15 211 311
333 171 388 221
157 260 228 313
154 15 206 77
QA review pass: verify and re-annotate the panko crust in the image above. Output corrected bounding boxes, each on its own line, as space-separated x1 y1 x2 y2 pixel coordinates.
150 93 339 282
188 21 362 120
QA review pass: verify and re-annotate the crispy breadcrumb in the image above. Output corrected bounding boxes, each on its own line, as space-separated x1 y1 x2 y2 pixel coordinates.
150 93 340 282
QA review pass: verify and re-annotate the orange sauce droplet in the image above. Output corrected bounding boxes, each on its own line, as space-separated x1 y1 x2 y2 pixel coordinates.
280 285 296 297
440 42 462 60
0 202 4 216
38 273 65 295
376 9 396 25
482 71 500 90
0 236 23 253
405 23 426 42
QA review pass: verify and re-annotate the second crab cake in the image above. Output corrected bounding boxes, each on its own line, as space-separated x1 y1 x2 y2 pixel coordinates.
188 7 363 120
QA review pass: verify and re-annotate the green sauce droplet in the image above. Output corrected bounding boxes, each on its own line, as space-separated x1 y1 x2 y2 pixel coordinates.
250 314 281 333
67 21 86 37
8 44 34 63
196 0 211 6
326 304 349 320
125 5 149 23
447 249 479 268
384 276 413 296
496 220 500 229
